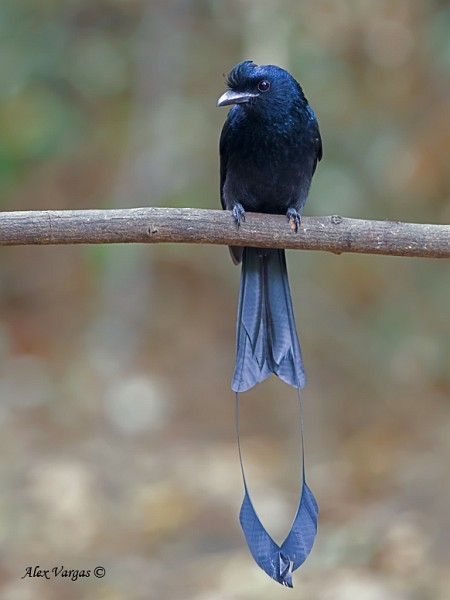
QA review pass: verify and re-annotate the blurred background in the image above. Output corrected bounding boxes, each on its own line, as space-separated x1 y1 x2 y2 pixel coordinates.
0 1 449 599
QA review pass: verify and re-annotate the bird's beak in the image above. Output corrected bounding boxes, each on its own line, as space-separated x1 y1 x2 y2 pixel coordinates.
217 90 258 107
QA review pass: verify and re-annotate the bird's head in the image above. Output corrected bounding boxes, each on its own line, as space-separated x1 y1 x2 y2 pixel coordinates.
217 61 305 116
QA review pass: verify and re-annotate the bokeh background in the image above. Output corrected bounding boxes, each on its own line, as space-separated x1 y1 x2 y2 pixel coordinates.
1 1 449 599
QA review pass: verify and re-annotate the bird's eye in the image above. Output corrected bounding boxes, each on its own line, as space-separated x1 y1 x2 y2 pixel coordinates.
258 80 270 92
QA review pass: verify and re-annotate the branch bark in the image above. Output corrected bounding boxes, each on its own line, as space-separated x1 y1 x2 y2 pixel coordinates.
0 207 448 258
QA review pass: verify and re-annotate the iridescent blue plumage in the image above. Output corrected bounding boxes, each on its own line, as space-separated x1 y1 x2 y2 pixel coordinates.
219 61 322 228
232 247 306 392
218 61 322 586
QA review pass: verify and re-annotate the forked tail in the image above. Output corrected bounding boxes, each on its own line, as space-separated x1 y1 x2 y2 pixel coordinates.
232 247 317 587
232 247 306 393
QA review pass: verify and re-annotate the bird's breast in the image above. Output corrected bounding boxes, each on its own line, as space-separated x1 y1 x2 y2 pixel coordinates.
223 120 315 214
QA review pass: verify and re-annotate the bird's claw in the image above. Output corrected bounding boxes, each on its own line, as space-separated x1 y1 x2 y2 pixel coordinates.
287 209 301 233
232 203 246 228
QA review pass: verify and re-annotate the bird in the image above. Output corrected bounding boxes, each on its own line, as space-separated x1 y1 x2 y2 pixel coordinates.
217 60 322 586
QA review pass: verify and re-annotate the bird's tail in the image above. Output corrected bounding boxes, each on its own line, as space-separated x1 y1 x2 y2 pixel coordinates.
232 247 306 393
232 247 317 587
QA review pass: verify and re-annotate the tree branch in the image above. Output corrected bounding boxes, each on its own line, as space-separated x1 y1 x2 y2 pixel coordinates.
0 208 448 258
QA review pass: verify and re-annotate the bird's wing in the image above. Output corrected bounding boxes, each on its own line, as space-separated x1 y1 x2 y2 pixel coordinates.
219 112 233 210
306 105 323 172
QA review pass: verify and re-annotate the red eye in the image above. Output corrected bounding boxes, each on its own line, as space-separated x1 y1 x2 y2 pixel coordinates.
258 80 270 92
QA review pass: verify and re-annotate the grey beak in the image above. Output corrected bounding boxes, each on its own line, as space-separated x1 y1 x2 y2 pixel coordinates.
217 89 258 107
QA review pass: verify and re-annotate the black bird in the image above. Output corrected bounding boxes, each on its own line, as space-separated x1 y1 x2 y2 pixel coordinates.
217 61 322 586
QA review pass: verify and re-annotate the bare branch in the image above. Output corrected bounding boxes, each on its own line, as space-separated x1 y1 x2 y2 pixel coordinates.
0 208 448 258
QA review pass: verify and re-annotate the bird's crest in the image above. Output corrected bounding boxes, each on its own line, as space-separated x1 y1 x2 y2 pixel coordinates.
226 60 257 90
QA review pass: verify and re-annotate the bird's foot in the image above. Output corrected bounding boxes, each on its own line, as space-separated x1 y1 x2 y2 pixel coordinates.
232 203 246 227
287 208 301 233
